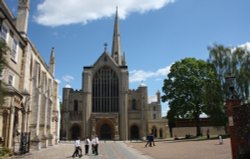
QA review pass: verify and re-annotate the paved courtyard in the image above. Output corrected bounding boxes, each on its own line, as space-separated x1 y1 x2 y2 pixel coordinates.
9 138 231 159
126 138 232 159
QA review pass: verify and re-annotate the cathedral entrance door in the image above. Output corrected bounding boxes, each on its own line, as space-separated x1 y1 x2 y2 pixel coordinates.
100 124 112 140
71 124 81 140
130 125 139 140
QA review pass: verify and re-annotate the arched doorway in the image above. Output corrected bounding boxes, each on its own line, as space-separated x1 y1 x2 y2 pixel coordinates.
96 118 115 140
100 124 112 140
151 126 157 138
159 128 163 138
71 124 81 140
130 125 139 140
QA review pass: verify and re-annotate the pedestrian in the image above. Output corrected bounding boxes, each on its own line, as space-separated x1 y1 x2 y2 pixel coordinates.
94 135 99 155
72 137 82 158
207 129 210 139
85 137 90 155
145 133 151 147
151 133 155 146
91 136 96 155
219 135 223 144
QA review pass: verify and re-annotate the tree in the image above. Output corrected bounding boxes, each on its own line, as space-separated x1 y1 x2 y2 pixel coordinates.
162 58 224 136
0 40 8 105
208 44 250 101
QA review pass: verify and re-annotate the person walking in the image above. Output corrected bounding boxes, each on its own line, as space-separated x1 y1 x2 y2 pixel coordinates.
91 135 99 155
207 129 210 139
145 133 151 147
151 133 155 146
91 136 96 155
85 137 90 155
94 135 99 155
72 137 82 158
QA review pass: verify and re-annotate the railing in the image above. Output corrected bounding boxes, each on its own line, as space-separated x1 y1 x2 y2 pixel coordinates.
19 132 30 154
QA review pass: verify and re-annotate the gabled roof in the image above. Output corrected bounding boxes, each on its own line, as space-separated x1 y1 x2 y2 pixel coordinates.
93 51 118 68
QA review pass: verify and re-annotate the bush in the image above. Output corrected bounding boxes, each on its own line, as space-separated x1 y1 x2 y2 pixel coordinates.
0 147 12 158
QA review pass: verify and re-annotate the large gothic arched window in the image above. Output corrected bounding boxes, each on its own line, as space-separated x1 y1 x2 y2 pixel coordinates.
92 66 119 112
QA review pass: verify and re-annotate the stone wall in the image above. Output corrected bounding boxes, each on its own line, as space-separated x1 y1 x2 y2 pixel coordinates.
172 126 226 138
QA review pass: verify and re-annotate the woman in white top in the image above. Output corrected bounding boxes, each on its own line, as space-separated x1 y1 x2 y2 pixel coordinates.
72 137 82 158
84 137 90 154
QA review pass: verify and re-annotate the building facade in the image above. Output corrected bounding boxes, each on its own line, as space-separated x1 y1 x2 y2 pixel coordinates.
61 9 167 140
0 0 60 153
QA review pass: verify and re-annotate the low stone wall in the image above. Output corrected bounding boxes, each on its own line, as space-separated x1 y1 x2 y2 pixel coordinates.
172 126 226 138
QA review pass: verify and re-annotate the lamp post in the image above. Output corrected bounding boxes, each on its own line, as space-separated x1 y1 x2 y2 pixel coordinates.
225 73 240 159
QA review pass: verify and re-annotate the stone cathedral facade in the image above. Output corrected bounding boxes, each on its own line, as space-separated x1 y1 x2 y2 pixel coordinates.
61 9 168 140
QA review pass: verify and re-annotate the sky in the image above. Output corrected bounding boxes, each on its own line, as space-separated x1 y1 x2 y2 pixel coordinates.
5 0 250 116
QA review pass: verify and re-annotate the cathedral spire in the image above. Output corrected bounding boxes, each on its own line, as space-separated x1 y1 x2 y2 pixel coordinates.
111 7 122 65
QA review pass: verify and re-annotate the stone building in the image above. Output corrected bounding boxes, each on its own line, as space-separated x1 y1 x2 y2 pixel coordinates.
61 9 167 140
0 0 60 153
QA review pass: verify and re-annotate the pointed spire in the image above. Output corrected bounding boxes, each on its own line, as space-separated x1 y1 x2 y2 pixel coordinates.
111 7 122 65
49 47 55 76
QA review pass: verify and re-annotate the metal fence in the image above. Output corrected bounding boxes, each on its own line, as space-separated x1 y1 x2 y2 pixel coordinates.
20 132 30 154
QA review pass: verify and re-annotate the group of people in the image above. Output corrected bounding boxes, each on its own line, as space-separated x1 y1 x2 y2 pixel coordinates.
72 135 99 158
145 133 155 147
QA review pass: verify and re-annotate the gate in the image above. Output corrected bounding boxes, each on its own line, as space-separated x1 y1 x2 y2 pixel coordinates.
20 132 30 154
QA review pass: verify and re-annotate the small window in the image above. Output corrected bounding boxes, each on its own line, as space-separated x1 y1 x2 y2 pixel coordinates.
0 25 8 41
132 99 136 110
153 114 156 119
11 38 18 61
8 74 14 86
74 100 78 111
153 106 156 111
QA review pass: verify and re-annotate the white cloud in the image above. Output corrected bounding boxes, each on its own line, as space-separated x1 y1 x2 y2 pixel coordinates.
148 95 157 103
238 41 250 51
62 75 74 83
129 64 172 83
34 0 175 26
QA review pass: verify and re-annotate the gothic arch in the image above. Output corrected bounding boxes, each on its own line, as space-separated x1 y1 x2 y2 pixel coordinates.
96 118 115 140
151 126 157 138
92 66 119 113
130 124 139 140
70 124 81 140
159 128 163 138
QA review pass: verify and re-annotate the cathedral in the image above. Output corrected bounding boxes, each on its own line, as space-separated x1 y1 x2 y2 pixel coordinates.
61 9 168 140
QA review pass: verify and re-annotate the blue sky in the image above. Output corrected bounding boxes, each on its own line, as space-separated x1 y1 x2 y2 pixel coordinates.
5 0 250 116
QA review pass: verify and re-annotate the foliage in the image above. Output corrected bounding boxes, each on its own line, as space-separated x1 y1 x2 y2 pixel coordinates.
162 58 224 136
0 147 12 158
0 40 8 105
208 44 250 101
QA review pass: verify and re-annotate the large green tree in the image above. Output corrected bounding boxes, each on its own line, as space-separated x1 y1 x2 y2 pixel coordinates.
162 58 224 136
208 44 250 101
0 40 7 105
